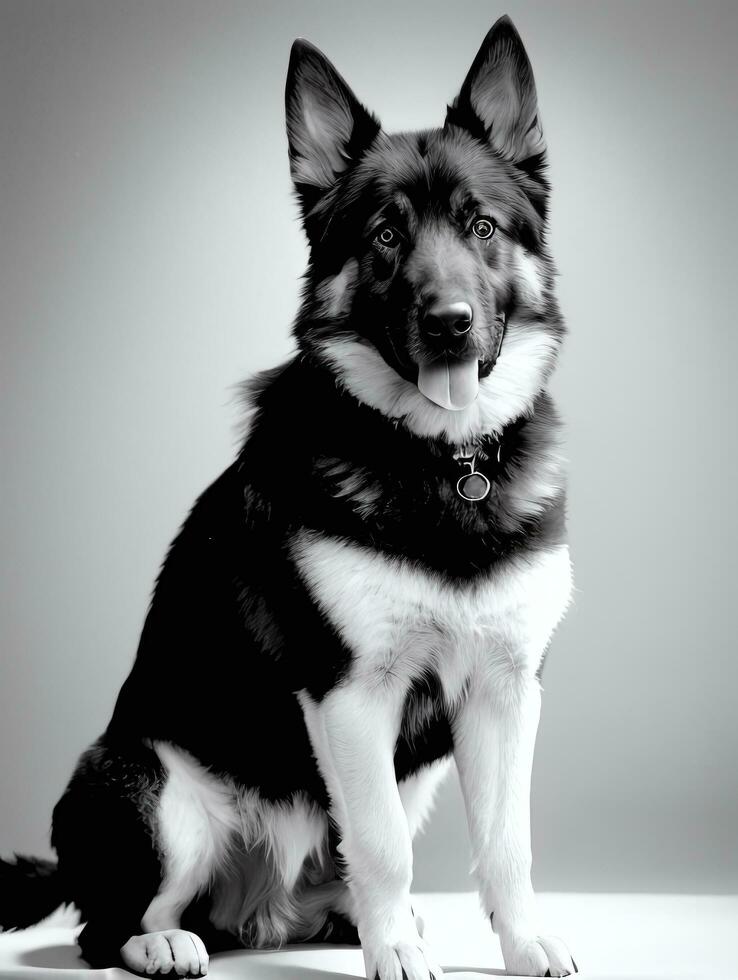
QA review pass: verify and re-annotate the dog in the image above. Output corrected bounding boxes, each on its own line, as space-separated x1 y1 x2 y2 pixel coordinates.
0 15 577 979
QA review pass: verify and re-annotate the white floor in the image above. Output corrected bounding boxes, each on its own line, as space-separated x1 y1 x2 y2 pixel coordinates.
0 893 735 980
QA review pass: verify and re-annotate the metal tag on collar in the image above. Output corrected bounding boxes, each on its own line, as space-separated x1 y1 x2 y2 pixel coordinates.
454 445 492 502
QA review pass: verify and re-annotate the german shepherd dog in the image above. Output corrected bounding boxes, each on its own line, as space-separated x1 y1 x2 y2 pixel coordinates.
0 15 577 979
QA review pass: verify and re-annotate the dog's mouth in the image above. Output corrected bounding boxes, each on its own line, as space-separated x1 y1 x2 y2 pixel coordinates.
381 318 503 411
417 353 481 412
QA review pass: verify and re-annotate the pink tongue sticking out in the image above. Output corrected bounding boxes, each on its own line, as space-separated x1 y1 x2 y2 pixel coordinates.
417 354 480 411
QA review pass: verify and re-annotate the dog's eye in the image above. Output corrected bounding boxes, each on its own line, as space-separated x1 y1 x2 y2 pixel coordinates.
374 225 399 248
471 217 496 240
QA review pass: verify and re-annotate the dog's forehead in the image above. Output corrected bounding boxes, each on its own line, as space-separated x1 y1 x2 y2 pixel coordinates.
356 129 518 215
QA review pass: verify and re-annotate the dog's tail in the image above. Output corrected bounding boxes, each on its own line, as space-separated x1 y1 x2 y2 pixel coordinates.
0 854 67 930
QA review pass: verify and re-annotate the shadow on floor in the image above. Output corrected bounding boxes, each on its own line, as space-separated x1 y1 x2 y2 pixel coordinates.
20 944 86 969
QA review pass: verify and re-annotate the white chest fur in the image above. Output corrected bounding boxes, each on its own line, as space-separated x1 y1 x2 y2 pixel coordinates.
291 531 573 704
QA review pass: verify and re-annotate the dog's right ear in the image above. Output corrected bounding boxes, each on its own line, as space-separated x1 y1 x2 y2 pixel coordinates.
286 40 380 220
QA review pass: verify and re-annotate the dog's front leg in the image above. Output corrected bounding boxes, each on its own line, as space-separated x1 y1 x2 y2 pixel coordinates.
453 668 576 978
301 684 442 980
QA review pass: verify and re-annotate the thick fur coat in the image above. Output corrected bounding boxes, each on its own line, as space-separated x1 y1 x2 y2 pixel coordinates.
1 15 577 980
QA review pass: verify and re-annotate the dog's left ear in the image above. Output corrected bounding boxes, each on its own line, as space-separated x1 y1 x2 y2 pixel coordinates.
445 15 545 174
286 39 380 218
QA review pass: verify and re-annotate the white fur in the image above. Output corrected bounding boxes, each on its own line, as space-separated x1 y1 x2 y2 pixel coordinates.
315 318 559 443
121 929 208 977
291 531 572 701
142 743 239 932
513 246 547 313
142 742 332 945
293 532 572 978
233 788 328 893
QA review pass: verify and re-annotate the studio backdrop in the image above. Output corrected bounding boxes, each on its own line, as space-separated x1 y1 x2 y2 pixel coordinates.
1 0 736 895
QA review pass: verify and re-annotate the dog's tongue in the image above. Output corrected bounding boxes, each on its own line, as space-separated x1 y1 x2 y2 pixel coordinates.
417 354 480 411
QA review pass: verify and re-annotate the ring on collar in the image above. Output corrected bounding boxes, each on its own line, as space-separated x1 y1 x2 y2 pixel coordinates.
453 443 501 502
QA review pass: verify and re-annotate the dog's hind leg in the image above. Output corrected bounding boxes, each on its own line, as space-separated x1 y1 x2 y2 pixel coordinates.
53 738 234 976
123 741 238 975
52 737 168 969
140 742 237 932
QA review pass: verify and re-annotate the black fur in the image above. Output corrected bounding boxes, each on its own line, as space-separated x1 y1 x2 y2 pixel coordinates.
49 739 165 965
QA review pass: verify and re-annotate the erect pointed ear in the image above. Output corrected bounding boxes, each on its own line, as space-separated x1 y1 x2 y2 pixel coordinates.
286 39 380 215
445 16 545 172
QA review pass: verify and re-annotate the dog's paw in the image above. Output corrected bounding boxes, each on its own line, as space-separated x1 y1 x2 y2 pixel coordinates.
500 932 576 977
121 929 209 977
364 933 443 980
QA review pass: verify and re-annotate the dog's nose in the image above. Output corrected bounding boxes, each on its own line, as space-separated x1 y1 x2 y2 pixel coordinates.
420 301 473 345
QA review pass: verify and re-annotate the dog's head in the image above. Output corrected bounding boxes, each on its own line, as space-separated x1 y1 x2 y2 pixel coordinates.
285 16 563 443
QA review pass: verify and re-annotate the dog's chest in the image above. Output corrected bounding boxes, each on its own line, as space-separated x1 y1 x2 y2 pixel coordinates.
291 530 572 703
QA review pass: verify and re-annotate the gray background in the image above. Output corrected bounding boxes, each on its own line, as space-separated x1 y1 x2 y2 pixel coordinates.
1 0 736 895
